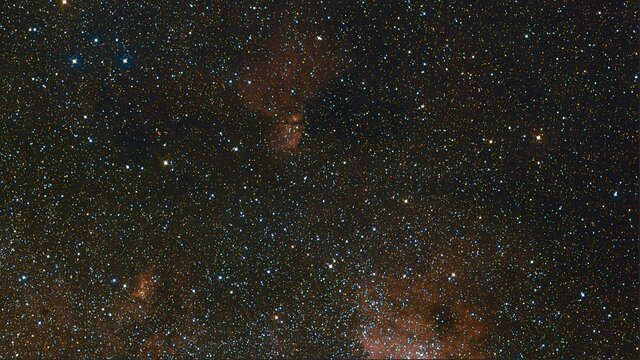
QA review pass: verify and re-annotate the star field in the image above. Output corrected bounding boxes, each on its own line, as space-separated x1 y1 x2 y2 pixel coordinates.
1 1 638 359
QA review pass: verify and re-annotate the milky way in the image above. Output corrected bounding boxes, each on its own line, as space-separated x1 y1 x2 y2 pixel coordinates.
1 1 638 359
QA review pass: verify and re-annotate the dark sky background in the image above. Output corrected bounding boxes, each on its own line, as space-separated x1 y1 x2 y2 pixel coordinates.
1 1 638 358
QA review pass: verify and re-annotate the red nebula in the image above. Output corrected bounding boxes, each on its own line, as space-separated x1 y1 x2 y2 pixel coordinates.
358 274 488 359
236 23 348 152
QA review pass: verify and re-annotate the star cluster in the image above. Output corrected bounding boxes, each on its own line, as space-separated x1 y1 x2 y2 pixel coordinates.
1 1 638 358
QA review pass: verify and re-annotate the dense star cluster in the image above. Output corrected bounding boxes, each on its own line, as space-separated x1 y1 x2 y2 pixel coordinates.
1 1 638 358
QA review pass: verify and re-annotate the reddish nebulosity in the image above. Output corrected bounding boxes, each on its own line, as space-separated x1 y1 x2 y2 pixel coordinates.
236 23 347 151
131 269 157 302
102 267 203 357
358 274 487 359
272 112 304 151
110 269 158 328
